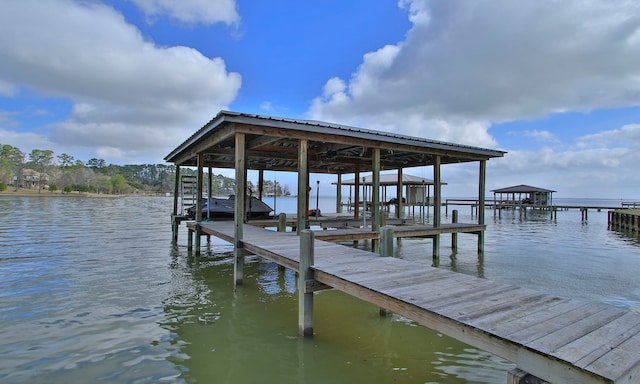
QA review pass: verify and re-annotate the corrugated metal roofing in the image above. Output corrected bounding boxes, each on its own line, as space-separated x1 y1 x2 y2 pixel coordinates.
165 110 506 173
490 184 556 193
334 173 448 186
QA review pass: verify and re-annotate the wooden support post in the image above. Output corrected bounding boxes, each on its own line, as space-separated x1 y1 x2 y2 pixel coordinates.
396 168 403 219
195 153 204 256
234 132 246 288
434 156 441 228
478 160 486 253
336 173 342 213
380 226 394 257
207 166 213 221
452 210 458 250
297 140 309 235
354 168 360 220
372 148 381 253
432 235 440 259
278 212 287 274
432 156 441 259
258 169 264 200
187 228 193 253
278 212 287 232
172 165 180 243
171 215 178 243
298 229 315 337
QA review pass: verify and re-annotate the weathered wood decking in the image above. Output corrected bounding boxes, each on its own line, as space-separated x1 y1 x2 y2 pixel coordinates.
187 221 640 384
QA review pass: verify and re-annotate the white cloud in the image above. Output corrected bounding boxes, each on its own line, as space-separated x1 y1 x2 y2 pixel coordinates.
484 143 638 198
0 0 241 163
578 124 640 148
309 0 640 146
128 0 239 25
0 128 55 154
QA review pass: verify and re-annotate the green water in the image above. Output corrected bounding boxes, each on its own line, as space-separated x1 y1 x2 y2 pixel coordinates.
161 260 511 383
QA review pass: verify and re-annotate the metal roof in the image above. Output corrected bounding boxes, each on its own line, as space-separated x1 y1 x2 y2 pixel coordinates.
334 173 447 186
491 184 556 193
165 111 506 174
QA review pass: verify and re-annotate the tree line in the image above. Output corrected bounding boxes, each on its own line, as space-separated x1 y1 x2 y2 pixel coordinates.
0 144 290 197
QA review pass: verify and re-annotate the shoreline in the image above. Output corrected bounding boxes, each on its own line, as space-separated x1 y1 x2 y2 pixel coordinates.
0 190 161 198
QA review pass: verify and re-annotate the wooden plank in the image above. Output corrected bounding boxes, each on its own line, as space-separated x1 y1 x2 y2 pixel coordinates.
453 290 550 322
468 296 572 333
527 307 626 355
353 268 452 291
584 330 640 383
490 300 591 338
357 269 444 290
429 284 539 318
556 311 640 367
378 274 493 308
507 303 613 345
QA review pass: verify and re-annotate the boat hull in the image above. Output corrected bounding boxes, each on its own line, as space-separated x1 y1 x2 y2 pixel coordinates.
186 196 273 219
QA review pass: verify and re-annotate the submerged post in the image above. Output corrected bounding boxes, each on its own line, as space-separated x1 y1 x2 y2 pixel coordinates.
234 133 246 288
195 153 204 256
452 210 458 250
478 160 486 253
172 165 181 243
372 148 381 252
298 230 315 337
432 156 441 258
380 226 394 257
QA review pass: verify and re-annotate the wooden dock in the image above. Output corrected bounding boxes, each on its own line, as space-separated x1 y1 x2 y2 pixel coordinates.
608 209 640 234
187 220 640 384
445 199 626 221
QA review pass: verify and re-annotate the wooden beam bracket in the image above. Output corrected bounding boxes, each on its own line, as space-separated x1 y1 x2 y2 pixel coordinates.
304 279 332 293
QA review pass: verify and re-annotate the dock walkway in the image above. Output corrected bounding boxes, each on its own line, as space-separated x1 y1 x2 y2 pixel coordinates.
190 221 640 383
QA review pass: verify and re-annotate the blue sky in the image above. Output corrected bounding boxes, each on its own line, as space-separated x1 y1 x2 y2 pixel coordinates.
1 0 640 198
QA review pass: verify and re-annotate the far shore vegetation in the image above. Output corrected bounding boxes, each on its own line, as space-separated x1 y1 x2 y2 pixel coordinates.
0 144 290 197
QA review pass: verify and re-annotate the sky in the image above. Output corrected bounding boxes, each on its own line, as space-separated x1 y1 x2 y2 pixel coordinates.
1 0 640 199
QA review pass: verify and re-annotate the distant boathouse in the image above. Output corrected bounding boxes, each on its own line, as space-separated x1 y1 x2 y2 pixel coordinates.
491 184 556 206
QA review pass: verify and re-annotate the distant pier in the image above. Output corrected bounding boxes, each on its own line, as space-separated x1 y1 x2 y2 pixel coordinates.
608 209 640 234
445 198 633 222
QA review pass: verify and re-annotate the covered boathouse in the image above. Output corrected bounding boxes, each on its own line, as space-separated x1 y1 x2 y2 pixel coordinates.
164 111 640 384
164 110 506 250
492 184 556 206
